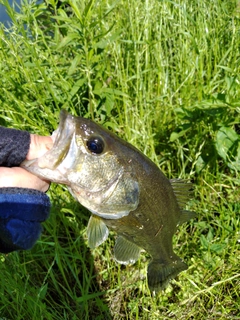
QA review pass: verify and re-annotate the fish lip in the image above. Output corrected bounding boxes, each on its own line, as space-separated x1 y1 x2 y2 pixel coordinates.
54 110 74 143
44 110 77 169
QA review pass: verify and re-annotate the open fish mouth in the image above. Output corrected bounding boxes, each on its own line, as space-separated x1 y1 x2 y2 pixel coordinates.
46 110 77 170
21 110 77 182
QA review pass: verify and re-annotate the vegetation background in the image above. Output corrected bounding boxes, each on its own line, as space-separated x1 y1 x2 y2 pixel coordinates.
0 0 239 319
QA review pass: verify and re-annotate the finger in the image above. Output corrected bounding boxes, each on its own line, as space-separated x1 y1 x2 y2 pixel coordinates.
0 167 50 192
26 135 53 160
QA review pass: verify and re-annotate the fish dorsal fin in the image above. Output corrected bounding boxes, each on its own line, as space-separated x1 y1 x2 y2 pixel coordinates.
170 179 196 224
87 215 109 249
170 179 193 209
178 209 196 225
114 236 141 265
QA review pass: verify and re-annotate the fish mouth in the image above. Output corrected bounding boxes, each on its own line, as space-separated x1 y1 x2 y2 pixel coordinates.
46 110 76 169
22 110 77 172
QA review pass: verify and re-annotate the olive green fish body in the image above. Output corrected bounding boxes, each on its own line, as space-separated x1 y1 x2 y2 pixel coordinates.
22 110 194 293
103 165 189 291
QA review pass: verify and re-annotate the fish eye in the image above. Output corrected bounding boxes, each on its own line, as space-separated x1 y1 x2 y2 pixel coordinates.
87 136 104 154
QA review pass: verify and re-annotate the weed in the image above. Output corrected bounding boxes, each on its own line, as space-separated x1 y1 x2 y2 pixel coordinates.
0 0 239 319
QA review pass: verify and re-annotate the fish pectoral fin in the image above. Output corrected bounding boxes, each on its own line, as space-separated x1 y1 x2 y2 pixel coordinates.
87 215 109 249
178 209 196 225
147 257 188 294
114 236 141 265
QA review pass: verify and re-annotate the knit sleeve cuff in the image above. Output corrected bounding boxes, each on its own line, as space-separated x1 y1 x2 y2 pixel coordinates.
0 187 51 253
0 127 30 166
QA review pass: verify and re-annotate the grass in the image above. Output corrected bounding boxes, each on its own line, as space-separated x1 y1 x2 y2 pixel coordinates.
0 0 239 319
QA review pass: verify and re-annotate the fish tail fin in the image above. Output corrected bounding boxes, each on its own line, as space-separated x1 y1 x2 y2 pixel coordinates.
147 257 188 294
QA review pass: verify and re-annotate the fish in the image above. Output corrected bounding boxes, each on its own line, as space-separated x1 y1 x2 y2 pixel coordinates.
21 110 195 293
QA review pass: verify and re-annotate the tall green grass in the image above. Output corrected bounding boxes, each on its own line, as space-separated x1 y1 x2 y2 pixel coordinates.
0 0 239 319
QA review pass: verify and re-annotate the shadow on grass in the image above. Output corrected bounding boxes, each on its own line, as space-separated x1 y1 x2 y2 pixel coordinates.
0 191 113 320
40 197 113 320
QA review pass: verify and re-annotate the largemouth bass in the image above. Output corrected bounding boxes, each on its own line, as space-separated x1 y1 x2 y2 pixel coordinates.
22 110 195 293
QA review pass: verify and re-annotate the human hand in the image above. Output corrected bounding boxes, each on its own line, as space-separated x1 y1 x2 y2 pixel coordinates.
0 135 53 192
26 134 53 161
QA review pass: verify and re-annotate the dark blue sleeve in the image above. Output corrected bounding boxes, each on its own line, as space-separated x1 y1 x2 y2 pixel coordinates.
0 187 50 253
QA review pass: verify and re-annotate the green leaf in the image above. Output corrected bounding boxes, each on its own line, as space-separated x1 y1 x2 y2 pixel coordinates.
56 33 79 50
200 235 209 250
66 77 86 101
216 126 240 171
210 243 226 254
38 283 48 300
170 129 189 142
93 87 128 98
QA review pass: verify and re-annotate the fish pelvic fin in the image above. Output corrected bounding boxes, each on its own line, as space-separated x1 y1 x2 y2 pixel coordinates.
147 257 188 294
114 236 141 265
87 215 109 249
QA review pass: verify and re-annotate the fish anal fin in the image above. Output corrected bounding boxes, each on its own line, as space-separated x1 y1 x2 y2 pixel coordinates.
147 257 188 294
114 236 141 265
87 215 109 249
